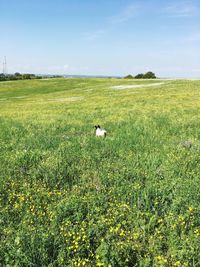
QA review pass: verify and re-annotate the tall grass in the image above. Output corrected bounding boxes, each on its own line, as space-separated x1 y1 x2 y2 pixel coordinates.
0 78 200 266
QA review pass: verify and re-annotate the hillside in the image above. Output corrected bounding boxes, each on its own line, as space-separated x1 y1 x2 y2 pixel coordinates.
0 78 200 266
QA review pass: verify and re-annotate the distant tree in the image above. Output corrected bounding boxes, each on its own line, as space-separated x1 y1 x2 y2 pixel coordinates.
22 74 32 79
35 75 42 79
0 73 6 81
9 75 17 80
14 72 21 77
134 73 144 79
0 73 42 82
143 71 156 79
14 72 22 80
124 74 134 79
134 72 157 79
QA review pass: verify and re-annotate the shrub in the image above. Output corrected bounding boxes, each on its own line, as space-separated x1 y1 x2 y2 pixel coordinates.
124 74 134 79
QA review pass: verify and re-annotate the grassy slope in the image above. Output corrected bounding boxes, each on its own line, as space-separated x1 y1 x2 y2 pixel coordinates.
0 78 200 266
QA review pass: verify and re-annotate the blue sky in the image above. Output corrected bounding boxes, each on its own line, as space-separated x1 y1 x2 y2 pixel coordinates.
1 0 200 77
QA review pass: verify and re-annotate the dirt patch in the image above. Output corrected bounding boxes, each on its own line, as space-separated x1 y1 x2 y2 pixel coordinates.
111 82 166 90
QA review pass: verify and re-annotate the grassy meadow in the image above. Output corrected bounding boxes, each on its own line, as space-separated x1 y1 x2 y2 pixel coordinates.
0 78 200 267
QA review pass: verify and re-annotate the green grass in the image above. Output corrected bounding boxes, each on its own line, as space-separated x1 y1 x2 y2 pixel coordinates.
0 78 200 266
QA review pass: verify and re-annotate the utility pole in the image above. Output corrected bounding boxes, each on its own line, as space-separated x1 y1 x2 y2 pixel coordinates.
3 56 7 75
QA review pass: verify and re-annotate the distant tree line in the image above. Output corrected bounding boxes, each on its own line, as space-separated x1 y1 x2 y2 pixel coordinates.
124 71 156 79
0 73 41 82
0 73 63 82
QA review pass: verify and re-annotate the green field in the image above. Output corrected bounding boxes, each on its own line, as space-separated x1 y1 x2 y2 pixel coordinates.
0 78 200 267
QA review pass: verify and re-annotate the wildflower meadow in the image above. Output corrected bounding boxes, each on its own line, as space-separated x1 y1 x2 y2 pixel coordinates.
0 78 200 266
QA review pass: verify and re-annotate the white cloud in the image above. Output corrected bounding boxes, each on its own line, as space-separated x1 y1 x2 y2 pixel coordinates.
108 3 142 24
164 1 198 17
82 3 143 42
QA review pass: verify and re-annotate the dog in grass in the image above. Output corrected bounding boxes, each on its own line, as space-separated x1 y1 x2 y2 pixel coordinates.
95 125 107 137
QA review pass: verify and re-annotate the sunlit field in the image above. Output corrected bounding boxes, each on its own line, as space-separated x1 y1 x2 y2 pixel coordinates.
0 78 200 267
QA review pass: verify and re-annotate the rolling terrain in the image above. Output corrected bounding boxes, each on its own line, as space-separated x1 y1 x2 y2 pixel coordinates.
0 78 200 266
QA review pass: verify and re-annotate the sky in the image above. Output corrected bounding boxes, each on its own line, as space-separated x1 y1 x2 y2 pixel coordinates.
1 0 200 77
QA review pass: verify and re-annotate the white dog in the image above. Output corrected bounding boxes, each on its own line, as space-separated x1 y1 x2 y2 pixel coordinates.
95 125 107 137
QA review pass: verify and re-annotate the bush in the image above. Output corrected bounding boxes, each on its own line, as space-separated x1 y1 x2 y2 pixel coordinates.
143 71 156 79
124 74 134 79
134 72 156 79
134 73 144 79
